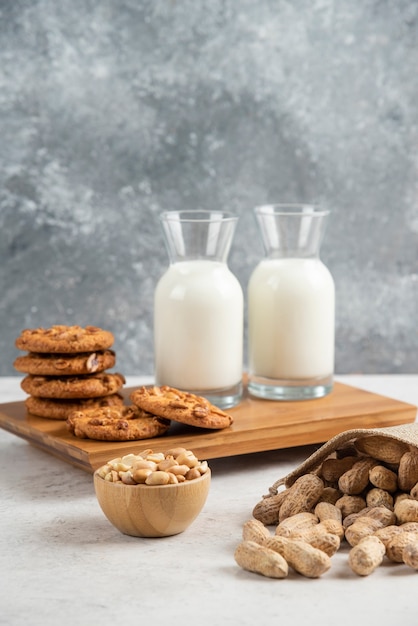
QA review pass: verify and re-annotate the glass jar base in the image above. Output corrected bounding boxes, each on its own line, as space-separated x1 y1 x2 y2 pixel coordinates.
177 381 243 410
248 375 333 401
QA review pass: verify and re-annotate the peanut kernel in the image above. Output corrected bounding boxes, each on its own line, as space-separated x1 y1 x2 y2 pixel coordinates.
97 449 209 486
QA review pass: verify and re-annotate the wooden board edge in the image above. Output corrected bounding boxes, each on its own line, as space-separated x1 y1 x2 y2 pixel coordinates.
1 383 416 474
60 405 418 473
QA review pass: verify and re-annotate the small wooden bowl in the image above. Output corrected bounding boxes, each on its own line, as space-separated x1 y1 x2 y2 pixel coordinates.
94 468 211 538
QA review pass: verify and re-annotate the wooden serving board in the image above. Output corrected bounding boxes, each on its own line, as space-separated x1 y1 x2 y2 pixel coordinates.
0 383 416 473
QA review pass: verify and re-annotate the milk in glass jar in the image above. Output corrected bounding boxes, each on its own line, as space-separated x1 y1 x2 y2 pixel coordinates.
248 204 335 401
154 210 243 409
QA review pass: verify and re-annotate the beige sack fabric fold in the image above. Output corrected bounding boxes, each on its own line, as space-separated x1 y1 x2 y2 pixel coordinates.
269 423 418 495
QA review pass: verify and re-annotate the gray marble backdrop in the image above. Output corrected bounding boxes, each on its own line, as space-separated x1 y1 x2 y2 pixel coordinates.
1 0 417 376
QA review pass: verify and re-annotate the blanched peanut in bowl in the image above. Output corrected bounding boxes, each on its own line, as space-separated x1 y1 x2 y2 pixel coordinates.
95 448 209 485
93 448 211 537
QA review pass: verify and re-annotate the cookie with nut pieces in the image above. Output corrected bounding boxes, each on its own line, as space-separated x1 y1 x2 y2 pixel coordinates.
130 385 234 430
25 393 124 420
66 405 170 441
14 350 116 376
15 325 114 353
21 372 125 399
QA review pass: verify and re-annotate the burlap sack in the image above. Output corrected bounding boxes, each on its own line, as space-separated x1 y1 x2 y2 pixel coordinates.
267 422 418 497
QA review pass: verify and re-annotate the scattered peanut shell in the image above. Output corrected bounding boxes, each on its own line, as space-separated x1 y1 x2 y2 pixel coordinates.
394 498 418 524
264 535 331 578
234 541 288 579
402 541 418 570
348 536 386 576
242 519 271 544
252 490 289 526
386 531 418 562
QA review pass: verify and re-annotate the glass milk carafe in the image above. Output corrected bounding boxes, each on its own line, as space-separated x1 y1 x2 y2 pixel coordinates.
248 204 335 401
154 210 243 409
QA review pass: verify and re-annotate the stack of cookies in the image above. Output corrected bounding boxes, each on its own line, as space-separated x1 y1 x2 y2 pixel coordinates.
14 326 235 442
14 325 126 420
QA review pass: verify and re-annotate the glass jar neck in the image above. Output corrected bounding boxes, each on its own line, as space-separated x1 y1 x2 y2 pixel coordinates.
160 210 238 264
255 204 329 259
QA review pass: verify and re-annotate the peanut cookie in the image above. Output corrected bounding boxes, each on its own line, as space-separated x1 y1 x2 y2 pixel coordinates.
25 393 124 420
15 325 114 354
14 350 116 376
21 372 125 399
130 385 233 430
66 405 170 441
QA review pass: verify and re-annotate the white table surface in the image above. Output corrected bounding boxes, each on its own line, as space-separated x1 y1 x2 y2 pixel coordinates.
1 374 418 626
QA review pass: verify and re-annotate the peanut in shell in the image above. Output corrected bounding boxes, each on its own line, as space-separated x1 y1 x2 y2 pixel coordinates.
234 540 288 579
252 490 289 526
278 474 324 522
354 435 409 464
398 451 418 492
348 536 386 576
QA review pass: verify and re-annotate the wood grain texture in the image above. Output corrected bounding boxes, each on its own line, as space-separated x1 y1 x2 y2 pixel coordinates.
94 469 211 537
0 383 416 473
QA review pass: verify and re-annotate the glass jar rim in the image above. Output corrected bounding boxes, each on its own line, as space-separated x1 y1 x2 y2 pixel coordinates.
255 204 329 217
160 210 238 223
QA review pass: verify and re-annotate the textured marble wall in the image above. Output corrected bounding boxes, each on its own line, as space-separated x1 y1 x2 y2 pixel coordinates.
1 0 417 376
